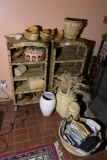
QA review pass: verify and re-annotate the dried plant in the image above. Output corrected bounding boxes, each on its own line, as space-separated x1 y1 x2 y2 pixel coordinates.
54 71 92 101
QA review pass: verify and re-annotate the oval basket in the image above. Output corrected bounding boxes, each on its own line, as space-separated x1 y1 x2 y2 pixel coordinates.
59 118 102 157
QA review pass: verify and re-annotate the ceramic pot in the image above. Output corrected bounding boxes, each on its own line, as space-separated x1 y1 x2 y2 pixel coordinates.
39 92 56 116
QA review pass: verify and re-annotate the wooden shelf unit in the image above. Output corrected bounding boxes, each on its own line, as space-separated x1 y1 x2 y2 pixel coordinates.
5 36 49 110
49 38 88 91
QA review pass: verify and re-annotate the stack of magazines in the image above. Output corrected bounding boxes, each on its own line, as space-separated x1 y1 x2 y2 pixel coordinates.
61 118 102 155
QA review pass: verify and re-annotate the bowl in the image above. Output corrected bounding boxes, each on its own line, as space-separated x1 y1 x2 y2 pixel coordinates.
24 29 39 41
12 47 25 59
55 29 64 42
40 31 55 41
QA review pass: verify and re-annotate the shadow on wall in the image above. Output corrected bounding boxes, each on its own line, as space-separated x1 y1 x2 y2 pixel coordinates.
64 18 96 75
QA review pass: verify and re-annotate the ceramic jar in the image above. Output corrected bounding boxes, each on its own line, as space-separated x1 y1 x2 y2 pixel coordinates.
39 92 56 116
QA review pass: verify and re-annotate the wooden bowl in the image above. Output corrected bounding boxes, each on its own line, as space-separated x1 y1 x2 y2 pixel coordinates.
24 29 39 41
12 47 25 59
40 31 55 41
55 29 64 42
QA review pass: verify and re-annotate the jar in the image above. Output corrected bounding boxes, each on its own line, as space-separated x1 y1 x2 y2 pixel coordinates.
39 92 56 116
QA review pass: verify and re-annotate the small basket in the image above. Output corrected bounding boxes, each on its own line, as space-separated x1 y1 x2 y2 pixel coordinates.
59 118 102 157
23 46 46 62
56 87 76 118
24 29 39 41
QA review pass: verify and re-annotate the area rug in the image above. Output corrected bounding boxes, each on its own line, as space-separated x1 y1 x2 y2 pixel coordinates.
0 142 62 160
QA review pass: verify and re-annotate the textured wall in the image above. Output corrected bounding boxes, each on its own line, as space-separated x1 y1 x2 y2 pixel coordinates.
0 0 107 97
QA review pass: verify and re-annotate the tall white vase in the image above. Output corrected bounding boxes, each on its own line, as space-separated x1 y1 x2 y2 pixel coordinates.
39 92 56 116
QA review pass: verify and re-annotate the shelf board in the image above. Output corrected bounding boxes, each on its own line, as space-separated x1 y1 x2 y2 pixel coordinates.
15 81 44 94
54 66 80 77
11 56 46 65
14 96 40 106
56 52 85 61
13 68 44 81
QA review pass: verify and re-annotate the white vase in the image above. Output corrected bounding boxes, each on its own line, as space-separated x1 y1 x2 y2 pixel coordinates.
39 92 56 116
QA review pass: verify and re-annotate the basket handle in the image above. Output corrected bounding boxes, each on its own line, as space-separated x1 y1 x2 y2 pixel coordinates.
60 115 73 126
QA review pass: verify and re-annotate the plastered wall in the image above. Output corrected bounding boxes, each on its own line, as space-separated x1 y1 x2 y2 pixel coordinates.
0 0 107 98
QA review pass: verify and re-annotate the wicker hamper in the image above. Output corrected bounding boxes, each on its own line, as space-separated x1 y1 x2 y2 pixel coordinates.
56 87 76 118
59 118 102 157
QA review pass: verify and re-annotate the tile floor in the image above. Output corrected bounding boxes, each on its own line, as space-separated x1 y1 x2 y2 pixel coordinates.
0 101 107 160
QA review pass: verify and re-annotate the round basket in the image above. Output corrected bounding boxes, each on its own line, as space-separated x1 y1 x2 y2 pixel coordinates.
24 29 39 41
64 18 82 39
23 46 46 62
59 118 102 157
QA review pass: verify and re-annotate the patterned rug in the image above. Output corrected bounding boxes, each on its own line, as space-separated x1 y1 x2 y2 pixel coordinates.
0 142 62 160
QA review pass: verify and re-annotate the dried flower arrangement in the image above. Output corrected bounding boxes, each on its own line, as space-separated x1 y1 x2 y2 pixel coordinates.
54 71 91 101
55 71 91 118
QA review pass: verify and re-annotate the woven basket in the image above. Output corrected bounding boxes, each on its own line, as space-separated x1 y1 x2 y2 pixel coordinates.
64 18 82 39
56 87 76 118
59 118 102 157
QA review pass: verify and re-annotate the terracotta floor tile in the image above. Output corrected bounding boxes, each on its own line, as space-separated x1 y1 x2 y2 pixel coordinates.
34 137 44 146
50 135 58 143
51 116 62 123
34 126 42 138
28 115 38 121
6 132 14 144
22 140 30 150
0 101 107 160
61 147 73 160
27 120 39 127
15 134 28 143
6 111 13 120
37 115 46 124
44 136 51 144
29 139 37 147
93 150 107 160
6 144 15 153
44 116 52 123
40 123 53 131
15 128 27 136
52 122 60 133
15 142 23 152
28 127 36 139
41 128 55 137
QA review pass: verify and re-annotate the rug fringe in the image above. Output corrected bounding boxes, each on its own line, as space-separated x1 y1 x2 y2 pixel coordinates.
54 141 63 160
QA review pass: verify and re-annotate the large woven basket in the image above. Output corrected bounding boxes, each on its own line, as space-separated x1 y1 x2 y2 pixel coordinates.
59 118 102 157
64 18 82 39
56 87 76 118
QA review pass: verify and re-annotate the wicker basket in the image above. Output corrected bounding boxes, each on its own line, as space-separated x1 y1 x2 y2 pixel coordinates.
59 118 102 157
64 18 82 39
56 87 76 118
24 29 39 41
